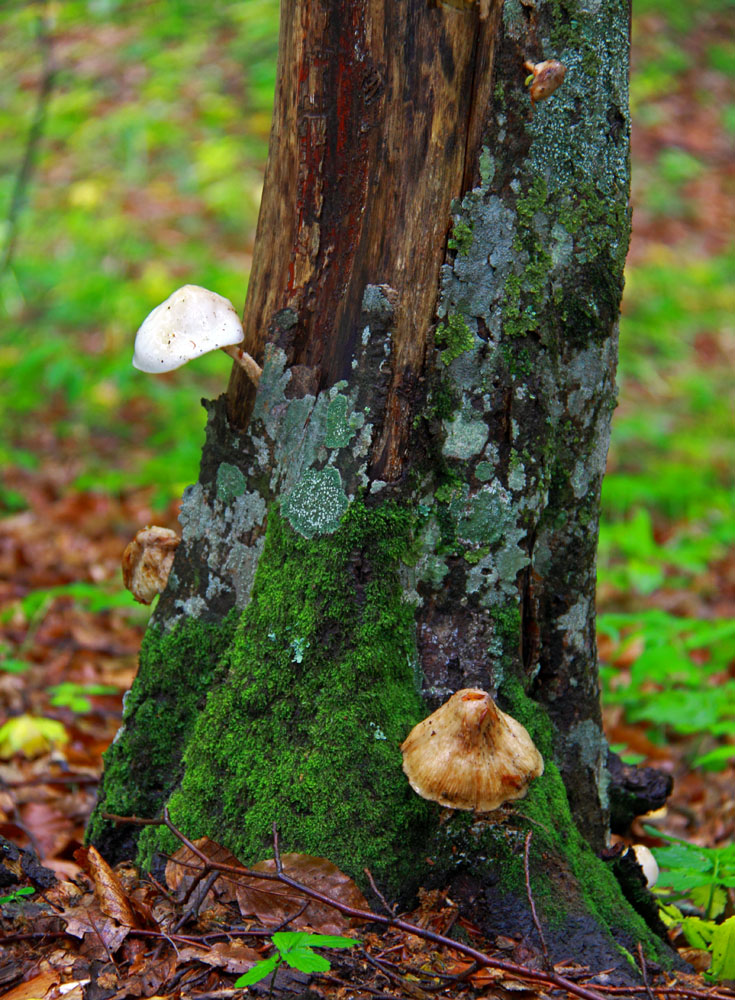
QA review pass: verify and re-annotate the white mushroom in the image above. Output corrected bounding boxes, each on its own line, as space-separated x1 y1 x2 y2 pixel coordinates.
400 689 544 813
132 284 262 383
628 844 659 888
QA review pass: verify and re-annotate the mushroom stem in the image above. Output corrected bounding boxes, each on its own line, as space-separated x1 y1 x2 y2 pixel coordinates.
222 344 262 384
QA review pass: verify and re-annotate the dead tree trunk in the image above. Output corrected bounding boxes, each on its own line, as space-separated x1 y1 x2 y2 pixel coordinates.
90 0 674 972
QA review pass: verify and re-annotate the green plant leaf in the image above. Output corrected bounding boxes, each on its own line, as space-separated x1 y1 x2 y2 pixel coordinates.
0 886 35 905
710 917 735 981
289 934 356 949
282 946 331 973
681 915 715 950
234 953 280 986
694 745 735 771
690 885 727 919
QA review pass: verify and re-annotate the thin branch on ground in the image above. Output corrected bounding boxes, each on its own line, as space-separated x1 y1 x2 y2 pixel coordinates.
172 868 220 932
636 941 656 1000
524 829 551 970
102 808 611 1000
364 866 397 916
271 820 284 875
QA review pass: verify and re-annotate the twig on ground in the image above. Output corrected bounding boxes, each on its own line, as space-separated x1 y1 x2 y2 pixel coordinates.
595 988 735 1000
364 866 397 916
524 829 551 970
102 809 611 1000
636 941 656 1000
359 946 415 992
173 868 220 932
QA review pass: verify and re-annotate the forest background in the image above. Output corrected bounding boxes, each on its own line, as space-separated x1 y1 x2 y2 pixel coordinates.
0 0 733 975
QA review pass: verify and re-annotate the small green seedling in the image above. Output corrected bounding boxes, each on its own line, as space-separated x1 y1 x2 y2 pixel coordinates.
649 827 735 981
47 681 118 713
0 886 35 906
234 931 357 993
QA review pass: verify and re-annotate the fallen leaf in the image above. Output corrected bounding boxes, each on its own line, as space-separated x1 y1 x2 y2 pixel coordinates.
62 902 130 956
0 969 59 1000
74 846 136 927
235 853 369 934
176 941 261 974
165 836 244 910
0 716 68 760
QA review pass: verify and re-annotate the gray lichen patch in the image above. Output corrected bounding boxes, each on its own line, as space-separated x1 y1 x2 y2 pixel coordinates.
281 467 349 539
456 483 514 546
174 481 268 620
438 194 517 337
442 409 489 460
557 596 590 653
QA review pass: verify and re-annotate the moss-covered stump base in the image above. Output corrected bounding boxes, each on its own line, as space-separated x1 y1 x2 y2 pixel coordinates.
422 682 676 978
90 502 436 897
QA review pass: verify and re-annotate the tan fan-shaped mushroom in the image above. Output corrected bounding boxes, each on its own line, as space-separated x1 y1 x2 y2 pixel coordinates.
122 526 180 605
400 689 544 812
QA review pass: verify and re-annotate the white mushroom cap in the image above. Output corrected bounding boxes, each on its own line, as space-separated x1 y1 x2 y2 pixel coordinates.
132 285 245 373
400 689 544 812
628 844 659 888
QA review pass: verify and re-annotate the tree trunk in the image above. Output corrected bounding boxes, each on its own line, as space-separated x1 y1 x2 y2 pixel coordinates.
89 0 673 972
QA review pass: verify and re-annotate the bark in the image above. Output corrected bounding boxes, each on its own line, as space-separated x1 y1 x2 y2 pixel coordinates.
89 0 675 975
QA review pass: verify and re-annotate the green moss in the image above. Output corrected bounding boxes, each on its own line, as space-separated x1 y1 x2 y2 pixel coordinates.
492 604 521 665
430 380 460 421
448 220 474 256
498 679 671 961
137 501 435 896
435 314 474 365
86 612 237 849
516 176 548 224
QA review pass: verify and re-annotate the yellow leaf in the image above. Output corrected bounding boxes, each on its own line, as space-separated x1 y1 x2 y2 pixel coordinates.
0 715 69 760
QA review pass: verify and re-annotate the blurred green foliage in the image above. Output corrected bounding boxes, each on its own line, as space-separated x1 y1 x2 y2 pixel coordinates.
1 0 280 505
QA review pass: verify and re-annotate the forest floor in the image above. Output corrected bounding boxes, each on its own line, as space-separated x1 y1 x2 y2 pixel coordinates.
1 0 733 998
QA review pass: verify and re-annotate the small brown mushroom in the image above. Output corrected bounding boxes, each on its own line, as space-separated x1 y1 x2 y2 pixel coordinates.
400 688 544 812
122 526 180 605
524 59 566 107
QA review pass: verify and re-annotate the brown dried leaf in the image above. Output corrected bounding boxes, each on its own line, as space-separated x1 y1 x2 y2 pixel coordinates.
165 836 244 908
176 941 261 974
19 801 74 862
235 853 368 934
73 845 136 927
0 970 59 1000
62 902 130 956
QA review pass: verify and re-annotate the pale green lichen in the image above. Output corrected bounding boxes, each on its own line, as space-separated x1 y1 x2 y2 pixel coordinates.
325 392 364 449
216 463 247 503
281 467 349 539
442 410 488 460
